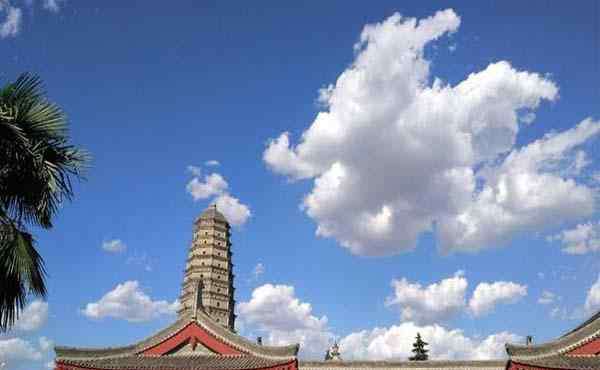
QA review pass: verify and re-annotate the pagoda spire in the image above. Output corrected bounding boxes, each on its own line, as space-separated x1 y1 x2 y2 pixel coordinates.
178 204 236 330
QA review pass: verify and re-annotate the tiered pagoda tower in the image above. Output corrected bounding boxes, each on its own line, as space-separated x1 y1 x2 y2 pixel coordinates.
54 205 299 370
53 205 600 370
178 204 236 330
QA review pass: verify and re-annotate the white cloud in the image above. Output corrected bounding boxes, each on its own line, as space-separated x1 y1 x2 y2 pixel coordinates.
252 263 265 279
102 239 127 253
386 273 527 323
584 275 600 315
549 276 600 320
468 281 527 317
187 165 202 177
520 112 536 124
0 338 42 367
263 9 598 256
339 323 521 360
81 281 179 322
186 168 251 226
238 284 333 358
187 173 228 200
205 160 220 167
441 119 600 253
239 282 523 360
126 252 153 272
214 193 251 227
43 0 62 12
385 272 467 324
538 290 558 305
38 337 52 352
0 5 21 38
15 300 48 331
548 221 600 254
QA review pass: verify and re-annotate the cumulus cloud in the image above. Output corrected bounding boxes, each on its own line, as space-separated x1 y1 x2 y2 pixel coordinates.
214 193 252 227
237 284 333 358
126 252 153 272
38 337 52 352
538 290 558 305
187 165 202 177
468 282 527 317
386 273 526 322
43 0 63 12
239 281 525 359
339 323 521 360
548 221 600 254
81 281 179 322
439 119 600 254
0 338 43 368
186 167 251 226
263 9 598 256
584 275 600 315
385 272 467 324
205 160 220 167
0 5 21 38
14 300 48 331
187 173 229 200
102 239 127 253
549 276 600 320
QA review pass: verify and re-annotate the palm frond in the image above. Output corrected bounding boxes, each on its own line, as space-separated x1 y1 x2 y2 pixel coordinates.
0 222 47 332
0 73 90 228
0 73 87 332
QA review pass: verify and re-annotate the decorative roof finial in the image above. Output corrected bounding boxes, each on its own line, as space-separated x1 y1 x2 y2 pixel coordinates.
325 341 341 361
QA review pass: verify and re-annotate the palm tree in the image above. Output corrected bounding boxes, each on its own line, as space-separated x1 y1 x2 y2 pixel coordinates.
0 73 89 332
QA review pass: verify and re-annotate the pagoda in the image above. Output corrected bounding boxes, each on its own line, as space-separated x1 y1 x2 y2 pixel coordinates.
54 205 299 370
54 205 600 370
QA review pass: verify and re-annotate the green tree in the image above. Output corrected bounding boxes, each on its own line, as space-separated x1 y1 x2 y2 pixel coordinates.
409 332 429 361
0 73 89 332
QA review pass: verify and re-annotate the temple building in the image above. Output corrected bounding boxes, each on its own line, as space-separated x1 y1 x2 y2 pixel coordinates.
55 206 600 370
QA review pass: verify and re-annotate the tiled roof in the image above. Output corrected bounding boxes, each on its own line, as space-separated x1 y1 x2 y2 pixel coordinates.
299 360 506 370
55 318 190 359
505 309 600 369
506 310 600 358
60 354 295 370
56 312 298 361
510 356 600 370
189 309 299 358
198 205 228 223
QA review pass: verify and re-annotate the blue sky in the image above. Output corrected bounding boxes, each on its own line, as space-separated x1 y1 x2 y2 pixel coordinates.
1 1 599 369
